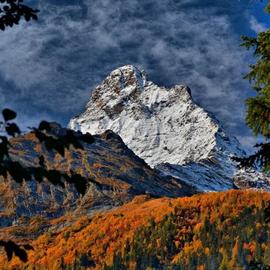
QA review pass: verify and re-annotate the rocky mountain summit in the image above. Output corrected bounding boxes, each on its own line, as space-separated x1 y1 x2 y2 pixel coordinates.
69 65 269 192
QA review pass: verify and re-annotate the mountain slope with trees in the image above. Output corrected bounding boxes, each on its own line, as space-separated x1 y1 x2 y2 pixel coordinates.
0 190 270 269
0 123 193 227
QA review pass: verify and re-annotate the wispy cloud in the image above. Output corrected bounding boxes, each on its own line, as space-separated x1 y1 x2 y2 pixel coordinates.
0 0 257 147
249 15 267 33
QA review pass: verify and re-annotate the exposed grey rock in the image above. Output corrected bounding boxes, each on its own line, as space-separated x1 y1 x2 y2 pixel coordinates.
233 169 270 191
69 65 270 192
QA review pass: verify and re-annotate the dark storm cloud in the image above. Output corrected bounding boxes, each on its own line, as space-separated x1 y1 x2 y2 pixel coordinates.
0 0 263 149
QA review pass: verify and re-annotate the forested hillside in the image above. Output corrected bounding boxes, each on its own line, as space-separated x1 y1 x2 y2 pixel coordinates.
1 190 270 269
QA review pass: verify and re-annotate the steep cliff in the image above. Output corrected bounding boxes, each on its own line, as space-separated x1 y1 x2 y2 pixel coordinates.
69 65 251 191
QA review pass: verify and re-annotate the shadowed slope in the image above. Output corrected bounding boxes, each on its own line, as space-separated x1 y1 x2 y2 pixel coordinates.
0 124 195 227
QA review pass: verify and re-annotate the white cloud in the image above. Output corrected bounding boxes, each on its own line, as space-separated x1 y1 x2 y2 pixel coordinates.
249 15 267 33
0 0 257 148
237 133 265 154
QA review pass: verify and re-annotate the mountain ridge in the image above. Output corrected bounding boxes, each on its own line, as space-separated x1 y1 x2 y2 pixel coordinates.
0 123 195 227
69 65 258 191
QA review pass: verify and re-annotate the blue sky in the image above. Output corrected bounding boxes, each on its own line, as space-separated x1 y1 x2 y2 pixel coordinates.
0 0 269 151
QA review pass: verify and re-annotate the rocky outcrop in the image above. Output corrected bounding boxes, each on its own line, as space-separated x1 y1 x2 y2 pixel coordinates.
233 169 270 191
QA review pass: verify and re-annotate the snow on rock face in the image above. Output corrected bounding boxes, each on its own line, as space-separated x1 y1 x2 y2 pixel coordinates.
233 169 270 191
69 65 250 191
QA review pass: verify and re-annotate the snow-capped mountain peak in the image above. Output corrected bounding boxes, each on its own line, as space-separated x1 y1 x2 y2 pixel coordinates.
69 65 262 192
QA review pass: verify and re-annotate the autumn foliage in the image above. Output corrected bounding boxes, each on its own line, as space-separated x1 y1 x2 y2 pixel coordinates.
1 190 270 269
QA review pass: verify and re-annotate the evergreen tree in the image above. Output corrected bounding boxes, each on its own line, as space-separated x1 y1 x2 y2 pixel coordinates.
236 1 270 170
263 245 270 266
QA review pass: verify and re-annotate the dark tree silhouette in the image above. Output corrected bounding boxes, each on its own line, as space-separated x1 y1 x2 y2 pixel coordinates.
0 1 98 264
0 0 39 30
234 1 270 172
0 109 96 194
0 240 34 263
0 109 97 262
